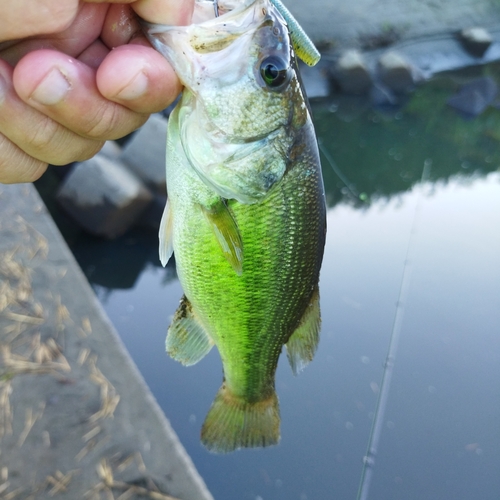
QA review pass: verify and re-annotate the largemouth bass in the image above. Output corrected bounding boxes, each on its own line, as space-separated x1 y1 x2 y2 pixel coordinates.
143 0 326 453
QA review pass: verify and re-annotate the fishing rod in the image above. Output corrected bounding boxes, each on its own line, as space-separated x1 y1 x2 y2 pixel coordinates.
356 160 432 500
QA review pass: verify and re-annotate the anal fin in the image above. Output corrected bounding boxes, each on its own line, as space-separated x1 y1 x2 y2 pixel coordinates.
167 295 214 366
201 199 243 275
285 286 321 375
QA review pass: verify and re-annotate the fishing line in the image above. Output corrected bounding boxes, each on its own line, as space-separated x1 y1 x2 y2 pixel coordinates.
356 159 432 500
318 139 360 200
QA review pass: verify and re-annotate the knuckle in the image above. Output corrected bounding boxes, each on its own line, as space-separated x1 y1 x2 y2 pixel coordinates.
84 106 124 139
83 105 147 141
0 133 47 183
22 117 102 166
46 138 104 166
25 115 61 153
73 140 105 163
42 3 78 34
23 161 49 182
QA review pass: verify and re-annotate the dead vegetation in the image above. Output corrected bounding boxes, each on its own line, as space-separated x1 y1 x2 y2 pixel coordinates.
84 457 181 500
0 214 181 499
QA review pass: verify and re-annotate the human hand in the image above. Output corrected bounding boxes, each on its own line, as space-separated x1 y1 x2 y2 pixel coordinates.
0 0 194 184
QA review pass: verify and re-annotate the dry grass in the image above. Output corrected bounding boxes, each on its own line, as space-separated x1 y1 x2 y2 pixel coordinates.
0 217 79 499
83 459 182 500
0 210 185 500
88 356 121 423
46 469 80 496
2 487 24 500
75 433 111 463
17 404 46 448
81 317 93 336
1 341 71 377
78 347 92 366
0 380 13 438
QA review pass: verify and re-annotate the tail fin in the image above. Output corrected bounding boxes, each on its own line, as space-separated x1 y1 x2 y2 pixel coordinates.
201 385 280 453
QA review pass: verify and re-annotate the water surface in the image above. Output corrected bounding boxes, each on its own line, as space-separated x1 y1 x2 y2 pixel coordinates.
51 63 500 500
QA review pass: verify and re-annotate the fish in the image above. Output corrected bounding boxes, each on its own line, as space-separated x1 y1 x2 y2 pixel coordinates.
142 0 326 453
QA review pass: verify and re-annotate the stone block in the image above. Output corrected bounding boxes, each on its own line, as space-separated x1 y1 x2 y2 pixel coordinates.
121 113 168 193
56 155 153 239
137 193 167 230
447 76 498 116
459 27 493 57
334 50 372 94
99 140 122 160
378 51 416 93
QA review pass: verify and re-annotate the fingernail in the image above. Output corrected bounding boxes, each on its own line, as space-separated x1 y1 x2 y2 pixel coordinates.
116 71 148 100
31 67 71 105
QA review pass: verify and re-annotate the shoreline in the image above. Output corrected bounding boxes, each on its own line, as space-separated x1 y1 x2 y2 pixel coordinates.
285 0 500 49
0 183 213 500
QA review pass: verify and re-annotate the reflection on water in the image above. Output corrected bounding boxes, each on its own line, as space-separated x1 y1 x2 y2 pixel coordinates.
41 63 500 499
317 64 500 210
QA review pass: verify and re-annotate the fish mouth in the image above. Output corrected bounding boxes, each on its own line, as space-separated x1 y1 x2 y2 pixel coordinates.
141 0 263 55
141 0 291 99
141 0 281 82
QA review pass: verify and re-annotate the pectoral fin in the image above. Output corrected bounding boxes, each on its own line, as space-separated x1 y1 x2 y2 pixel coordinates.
167 295 214 366
201 200 243 275
285 287 321 375
159 198 174 267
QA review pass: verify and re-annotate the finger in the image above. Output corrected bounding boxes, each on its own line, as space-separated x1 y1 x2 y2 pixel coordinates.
0 133 48 184
96 44 182 113
78 39 110 69
0 3 109 65
132 0 195 25
100 4 142 49
0 61 103 166
13 50 149 141
0 0 79 42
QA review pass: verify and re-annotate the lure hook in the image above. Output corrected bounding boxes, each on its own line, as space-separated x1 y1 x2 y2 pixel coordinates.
213 0 219 17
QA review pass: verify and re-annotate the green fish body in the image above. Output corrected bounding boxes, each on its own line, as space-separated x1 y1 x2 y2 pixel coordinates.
143 0 326 453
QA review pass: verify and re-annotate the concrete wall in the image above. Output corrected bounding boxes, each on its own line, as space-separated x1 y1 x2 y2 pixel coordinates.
285 0 500 46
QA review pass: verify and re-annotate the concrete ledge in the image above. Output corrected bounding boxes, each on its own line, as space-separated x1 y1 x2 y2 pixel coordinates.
285 0 500 47
0 184 213 500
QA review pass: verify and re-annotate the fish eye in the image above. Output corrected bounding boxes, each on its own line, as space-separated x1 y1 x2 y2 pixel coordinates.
259 56 290 89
